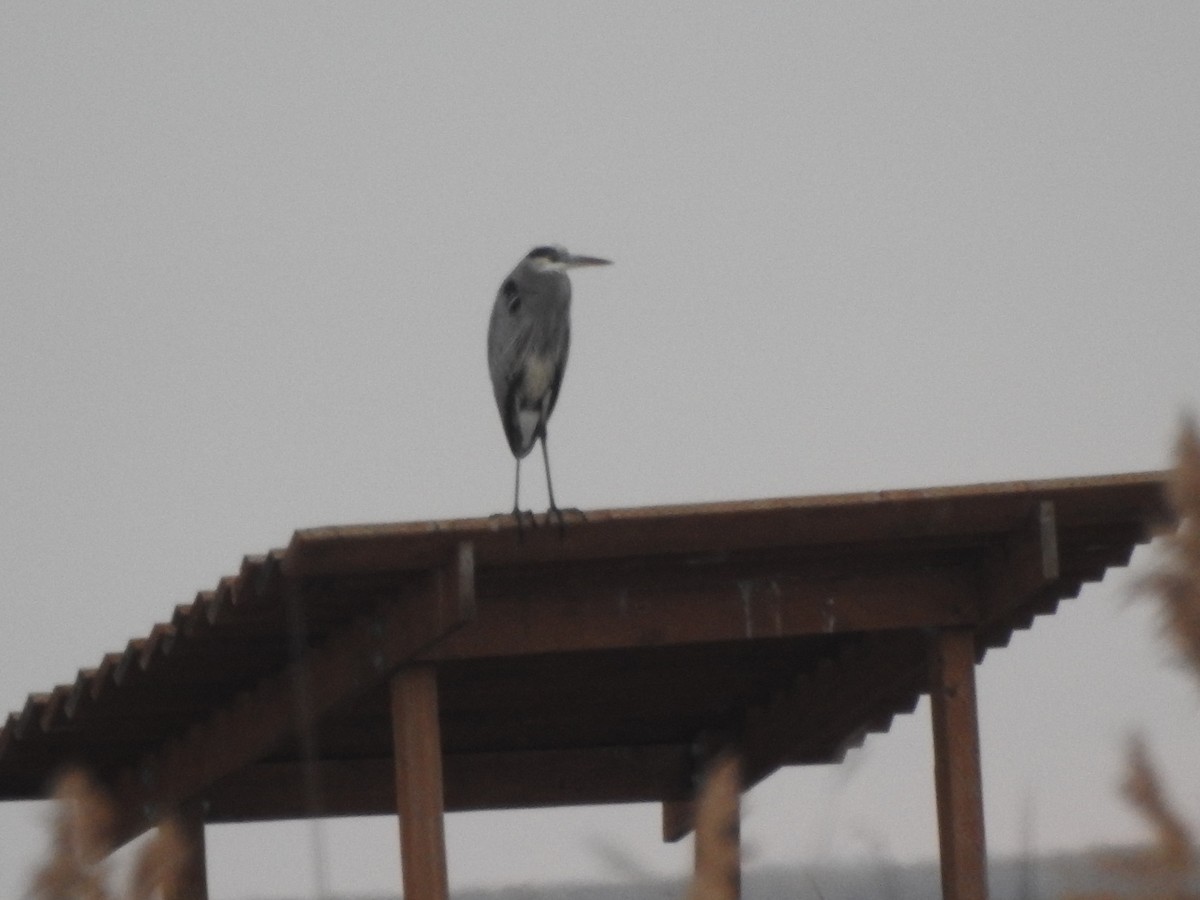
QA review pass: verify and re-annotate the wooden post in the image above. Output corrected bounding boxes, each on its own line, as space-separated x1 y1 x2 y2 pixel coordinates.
163 804 208 900
689 754 741 900
391 665 449 900
930 629 988 900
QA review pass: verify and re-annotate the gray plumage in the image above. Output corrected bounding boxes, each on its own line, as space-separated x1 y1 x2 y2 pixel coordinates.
487 244 611 521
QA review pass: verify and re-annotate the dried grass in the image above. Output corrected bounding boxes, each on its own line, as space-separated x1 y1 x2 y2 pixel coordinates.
1079 737 1199 900
1116 737 1194 876
1149 422 1200 682
1071 421 1200 900
27 770 117 900
127 818 189 900
26 769 186 900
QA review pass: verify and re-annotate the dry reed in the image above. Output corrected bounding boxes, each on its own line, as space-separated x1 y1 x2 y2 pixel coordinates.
1070 421 1200 900
27 770 116 900
127 818 190 900
26 769 186 900
1115 737 1194 877
1150 422 1200 683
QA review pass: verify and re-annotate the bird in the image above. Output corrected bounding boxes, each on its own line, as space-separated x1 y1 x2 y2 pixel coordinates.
487 244 611 529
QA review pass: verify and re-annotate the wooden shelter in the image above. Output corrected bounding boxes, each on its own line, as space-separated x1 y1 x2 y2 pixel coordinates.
0 472 1168 900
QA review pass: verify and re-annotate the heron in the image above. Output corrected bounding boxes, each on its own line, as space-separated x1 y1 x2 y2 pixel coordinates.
487 244 611 528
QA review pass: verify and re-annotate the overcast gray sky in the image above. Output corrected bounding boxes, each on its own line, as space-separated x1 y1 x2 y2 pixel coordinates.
3 4 1200 898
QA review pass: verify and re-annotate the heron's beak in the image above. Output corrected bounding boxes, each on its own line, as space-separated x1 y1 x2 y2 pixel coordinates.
564 254 612 268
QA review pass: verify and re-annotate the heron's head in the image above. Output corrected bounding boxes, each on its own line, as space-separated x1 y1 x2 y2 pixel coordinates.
525 245 612 273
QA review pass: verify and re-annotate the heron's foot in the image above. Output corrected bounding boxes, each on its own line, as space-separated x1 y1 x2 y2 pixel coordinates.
546 504 587 536
512 506 538 537
490 508 538 539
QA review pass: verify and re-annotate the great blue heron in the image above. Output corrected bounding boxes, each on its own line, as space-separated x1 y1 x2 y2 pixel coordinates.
487 244 611 527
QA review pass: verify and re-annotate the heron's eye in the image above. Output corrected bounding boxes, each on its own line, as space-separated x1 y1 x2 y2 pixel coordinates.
503 279 520 313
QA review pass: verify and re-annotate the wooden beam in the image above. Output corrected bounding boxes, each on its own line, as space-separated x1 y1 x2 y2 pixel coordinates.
663 799 695 843
425 551 980 660
930 629 988 900
204 745 692 821
281 472 1167 579
111 543 475 845
663 730 736 844
392 666 449 900
981 501 1059 626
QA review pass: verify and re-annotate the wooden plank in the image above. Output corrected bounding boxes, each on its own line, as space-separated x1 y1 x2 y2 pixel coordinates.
424 552 981 661
930 629 988 900
980 501 1059 628
110 543 475 845
204 745 692 820
392 666 449 900
284 473 1166 578
439 743 689 811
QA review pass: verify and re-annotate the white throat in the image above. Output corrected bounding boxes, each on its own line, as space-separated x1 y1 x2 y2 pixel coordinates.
529 256 569 273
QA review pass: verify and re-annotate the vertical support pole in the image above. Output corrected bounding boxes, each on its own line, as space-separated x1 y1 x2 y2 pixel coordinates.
163 804 208 900
690 754 742 900
930 629 988 900
391 665 449 900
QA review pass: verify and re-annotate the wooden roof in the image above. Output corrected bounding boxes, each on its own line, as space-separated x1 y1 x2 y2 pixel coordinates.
0 472 1168 843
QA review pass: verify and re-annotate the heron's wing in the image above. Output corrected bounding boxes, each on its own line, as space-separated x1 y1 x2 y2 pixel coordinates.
544 326 570 421
488 287 538 456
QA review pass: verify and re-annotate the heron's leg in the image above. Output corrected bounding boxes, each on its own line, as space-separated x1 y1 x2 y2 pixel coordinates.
540 434 558 514
540 433 586 534
512 457 521 514
510 458 536 532
504 458 537 535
